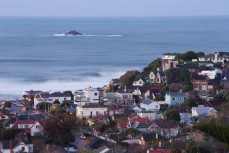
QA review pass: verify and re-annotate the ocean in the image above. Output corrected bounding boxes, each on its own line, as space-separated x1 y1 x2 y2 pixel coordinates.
0 16 229 99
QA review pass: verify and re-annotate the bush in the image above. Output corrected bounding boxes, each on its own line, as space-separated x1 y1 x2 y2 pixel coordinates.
4 102 12 108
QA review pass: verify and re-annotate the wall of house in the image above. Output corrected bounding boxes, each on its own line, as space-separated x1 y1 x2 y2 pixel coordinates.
76 107 108 118
165 95 186 105
31 122 43 136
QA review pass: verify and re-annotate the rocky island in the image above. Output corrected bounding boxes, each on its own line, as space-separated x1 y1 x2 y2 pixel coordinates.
64 30 82 36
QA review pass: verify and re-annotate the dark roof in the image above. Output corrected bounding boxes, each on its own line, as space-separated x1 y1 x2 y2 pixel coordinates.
2 139 21 149
201 54 214 59
153 119 178 129
18 114 47 121
126 86 149 94
179 64 199 70
82 104 107 108
151 70 165 77
217 51 229 57
24 90 42 96
38 92 72 98
191 74 207 81
163 53 177 55
142 132 165 142
89 138 107 149
2 118 16 127
142 99 154 105
92 146 112 153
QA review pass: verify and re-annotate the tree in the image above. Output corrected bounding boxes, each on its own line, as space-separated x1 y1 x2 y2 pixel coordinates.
119 70 140 86
184 99 198 108
4 102 12 108
166 68 191 84
3 129 21 140
186 140 200 153
53 100 60 104
141 58 162 77
36 102 52 111
165 108 180 122
41 113 77 145
182 82 193 92
171 147 182 153
50 104 61 113
175 51 198 62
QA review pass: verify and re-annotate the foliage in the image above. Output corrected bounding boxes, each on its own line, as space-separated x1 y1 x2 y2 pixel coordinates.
60 102 72 108
171 147 182 153
50 104 61 113
193 118 229 145
125 128 140 138
119 70 140 86
166 68 191 84
164 108 180 122
140 58 162 77
4 102 12 108
36 102 52 111
183 99 198 108
53 100 60 104
175 51 202 62
182 82 193 92
3 129 21 140
186 140 200 153
41 113 77 145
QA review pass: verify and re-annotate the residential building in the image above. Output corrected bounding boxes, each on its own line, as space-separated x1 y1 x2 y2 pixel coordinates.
132 78 146 86
115 91 134 106
149 69 166 84
140 132 165 146
140 99 160 111
76 104 108 118
165 92 188 106
23 90 42 101
11 120 43 136
74 86 99 106
137 111 163 121
162 60 178 71
191 105 217 118
179 64 200 73
34 92 72 108
198 51 229 63
107 104 124 115
162 53 177 60
191 74 213 91
1 139 33 153
198 69 222 79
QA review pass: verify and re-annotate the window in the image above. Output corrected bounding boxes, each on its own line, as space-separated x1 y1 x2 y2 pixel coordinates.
94 93 97 96
155 105 158 108
36 125 40 129
19 125 23 128
24 125 29 128
22 147 25 151
172 97 175 100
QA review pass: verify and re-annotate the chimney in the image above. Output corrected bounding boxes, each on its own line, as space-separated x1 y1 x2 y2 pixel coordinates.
156 133 158 139
124 85 127 92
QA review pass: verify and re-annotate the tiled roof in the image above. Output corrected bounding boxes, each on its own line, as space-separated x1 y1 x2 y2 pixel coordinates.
153 119 178 129
11 120 38 129
192 74 207 81
130 117 147 123
37 92 72 98
179 64 199 70
166 92 188 98
142 99 154 105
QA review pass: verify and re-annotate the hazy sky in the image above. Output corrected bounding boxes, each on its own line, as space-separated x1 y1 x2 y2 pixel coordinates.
0 0 229 17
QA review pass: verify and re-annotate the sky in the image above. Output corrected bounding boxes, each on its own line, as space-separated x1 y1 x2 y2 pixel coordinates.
0 0 229 17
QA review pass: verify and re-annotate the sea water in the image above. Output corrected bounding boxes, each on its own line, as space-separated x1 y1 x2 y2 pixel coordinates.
0 16 229 98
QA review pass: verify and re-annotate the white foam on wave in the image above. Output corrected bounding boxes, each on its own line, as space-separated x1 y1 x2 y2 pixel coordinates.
53 34 123 37
0 70 127 99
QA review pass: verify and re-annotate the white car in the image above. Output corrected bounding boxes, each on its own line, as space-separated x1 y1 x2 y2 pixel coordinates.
64 147 76 153
80 135 86 139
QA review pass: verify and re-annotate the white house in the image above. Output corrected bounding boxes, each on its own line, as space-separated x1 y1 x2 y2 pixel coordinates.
74 86 99 106
162 53 177 60
140 99 160 111
132 78 146 86
34 92 72 108
162 60 178 71
1 139 33 153
129 105 142 113
11 120 43 136
137 111 163 121
198 69 222 79
191 105 217 118
115 91 134 106
76 105 108 118
198 52 229 63
165 92 189 106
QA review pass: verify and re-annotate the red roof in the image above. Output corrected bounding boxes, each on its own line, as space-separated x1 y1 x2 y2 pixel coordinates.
117 120 128 128
11 120 38 129
149 149 171 153
130 117 147 123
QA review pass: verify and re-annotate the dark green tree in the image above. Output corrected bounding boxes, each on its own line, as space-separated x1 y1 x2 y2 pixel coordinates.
119 70 140 86
166 68 191 84
164 108 180 122
4 102 12 108
186 140 200 153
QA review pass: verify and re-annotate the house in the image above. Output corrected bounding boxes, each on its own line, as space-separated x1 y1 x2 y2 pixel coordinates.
149 69 166 84
126 86 149 97
140 99 160 111
198 69 222 79
199 51 229 63
1 139 33 153
107 104 124 115
179 64 200 73
110 78 122 86
139 132 165 146
23 90 42 101
11 120 43 136
34 91 72 108
87 115 112 126
165 92 188 106
191 74 213 91
74 86 99 106
92 146 112 153
132 78 146 86
162 53 177 60
115 90 134 106
127 117 149 132
129 105 142 113
144 86 163 100
147 119 180 138
117 119 129 131
191 105 217 118
76 104 108 118
179 113 192 123
137 111 163 121
162 60 178 71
